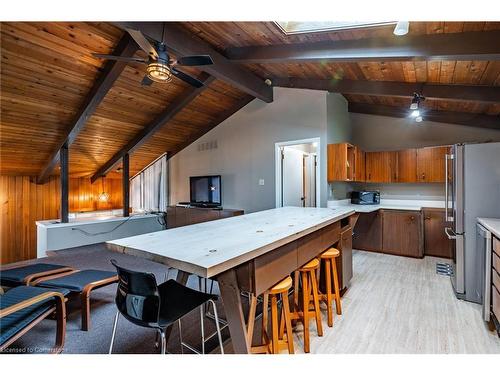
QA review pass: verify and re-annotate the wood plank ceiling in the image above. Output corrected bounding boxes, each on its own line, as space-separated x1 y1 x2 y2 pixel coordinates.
1 21 499 180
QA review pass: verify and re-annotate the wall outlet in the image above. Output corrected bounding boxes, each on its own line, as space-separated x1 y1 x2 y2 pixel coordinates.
259 179 265 186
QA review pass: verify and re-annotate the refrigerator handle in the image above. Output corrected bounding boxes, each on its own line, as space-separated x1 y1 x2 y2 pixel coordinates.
445 227 457 240
445 153 454 222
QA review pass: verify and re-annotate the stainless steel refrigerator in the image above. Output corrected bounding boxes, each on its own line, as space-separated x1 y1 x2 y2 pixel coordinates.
445 142 500 304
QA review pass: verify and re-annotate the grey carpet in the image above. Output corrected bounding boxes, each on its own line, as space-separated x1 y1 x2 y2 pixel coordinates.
2 243 237 354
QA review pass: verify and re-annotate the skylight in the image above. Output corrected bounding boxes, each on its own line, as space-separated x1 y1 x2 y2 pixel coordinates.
275 21 395 35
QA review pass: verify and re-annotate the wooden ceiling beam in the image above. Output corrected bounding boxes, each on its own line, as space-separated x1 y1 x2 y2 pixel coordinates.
226 31 500 63
36 34 139 184
115 22 273 103
90 73 215 183
273 77 500 103
348 102 500 130
168 95 255 159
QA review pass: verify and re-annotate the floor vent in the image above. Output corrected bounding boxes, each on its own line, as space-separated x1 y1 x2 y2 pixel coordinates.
436 262 452 276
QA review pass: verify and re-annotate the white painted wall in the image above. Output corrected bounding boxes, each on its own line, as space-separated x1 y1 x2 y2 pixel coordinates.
350 113 500 151
169 88 328 213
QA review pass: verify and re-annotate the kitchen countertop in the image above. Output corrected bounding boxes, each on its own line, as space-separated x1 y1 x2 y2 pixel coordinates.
108 206 354 278
477 218 500 238
327 199 445 213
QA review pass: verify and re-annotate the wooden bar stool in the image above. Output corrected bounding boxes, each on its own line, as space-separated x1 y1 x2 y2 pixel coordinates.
319 247 342 327
249 276 294 354
285 258 323 353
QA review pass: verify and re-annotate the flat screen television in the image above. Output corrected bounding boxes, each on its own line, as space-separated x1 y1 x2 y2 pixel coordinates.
189 175 222 207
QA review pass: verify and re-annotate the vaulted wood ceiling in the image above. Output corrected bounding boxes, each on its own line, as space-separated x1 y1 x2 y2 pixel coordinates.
1 22 499 180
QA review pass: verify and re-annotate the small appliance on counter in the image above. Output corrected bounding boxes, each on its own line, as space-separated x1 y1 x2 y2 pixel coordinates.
351 191 380 205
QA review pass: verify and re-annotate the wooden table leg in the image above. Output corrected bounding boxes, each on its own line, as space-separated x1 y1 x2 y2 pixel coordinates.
164 270 190 346
217 269 251 354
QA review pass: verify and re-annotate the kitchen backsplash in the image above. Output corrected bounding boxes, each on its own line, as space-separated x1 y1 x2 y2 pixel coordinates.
329 182 445 201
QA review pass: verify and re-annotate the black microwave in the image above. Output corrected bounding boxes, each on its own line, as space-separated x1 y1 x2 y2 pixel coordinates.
351 191 380 205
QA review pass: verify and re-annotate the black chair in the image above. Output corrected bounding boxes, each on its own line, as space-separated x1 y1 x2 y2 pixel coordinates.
109 260 224 354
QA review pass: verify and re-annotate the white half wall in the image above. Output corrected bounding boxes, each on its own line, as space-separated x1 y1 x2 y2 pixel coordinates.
169 88 328 213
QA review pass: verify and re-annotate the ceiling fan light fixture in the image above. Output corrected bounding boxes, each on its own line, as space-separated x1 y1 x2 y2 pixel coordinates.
146 62 172 83
415 116 423 123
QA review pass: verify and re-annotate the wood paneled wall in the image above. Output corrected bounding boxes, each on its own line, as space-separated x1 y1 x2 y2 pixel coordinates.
0 176 123 264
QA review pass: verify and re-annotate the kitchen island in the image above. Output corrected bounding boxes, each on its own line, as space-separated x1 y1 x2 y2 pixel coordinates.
107 206 355 353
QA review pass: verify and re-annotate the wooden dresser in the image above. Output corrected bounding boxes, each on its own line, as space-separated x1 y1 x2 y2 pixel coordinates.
166 206 244 229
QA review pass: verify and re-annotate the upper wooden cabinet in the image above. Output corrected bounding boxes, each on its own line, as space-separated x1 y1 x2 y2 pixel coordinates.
327 143 365 182
416 146 449 183
327 143 450 184
365 151 397 183
354 147 366 182
397 149 417 183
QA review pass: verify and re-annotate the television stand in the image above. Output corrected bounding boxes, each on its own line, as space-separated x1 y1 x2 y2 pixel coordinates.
177 202 222 209
167 205 244 229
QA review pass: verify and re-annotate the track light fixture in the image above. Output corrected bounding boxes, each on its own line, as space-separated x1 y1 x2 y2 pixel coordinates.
409 93 425 123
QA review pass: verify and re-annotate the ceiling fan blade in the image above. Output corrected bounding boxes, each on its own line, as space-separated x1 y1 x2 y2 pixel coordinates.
171 68 204 88
125 27 159 59
92 53 148 63
177 55 214 66
141 75 154 86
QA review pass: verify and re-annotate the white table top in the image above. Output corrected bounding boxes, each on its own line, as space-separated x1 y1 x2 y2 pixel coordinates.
107 206 354 278
477 218 500 239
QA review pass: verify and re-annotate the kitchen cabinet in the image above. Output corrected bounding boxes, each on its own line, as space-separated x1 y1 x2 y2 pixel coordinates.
327 143 364 182
397 149 417 183
423 208 453 258
416 146 449 183
354 147 366 182
365 151 397 183
352 211 383 252
381 210 423 258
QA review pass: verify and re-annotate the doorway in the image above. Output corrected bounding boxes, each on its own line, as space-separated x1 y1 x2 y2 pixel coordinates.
275 138 320 208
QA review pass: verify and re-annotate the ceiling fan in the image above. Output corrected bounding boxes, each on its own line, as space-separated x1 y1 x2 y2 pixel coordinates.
93 26 213 88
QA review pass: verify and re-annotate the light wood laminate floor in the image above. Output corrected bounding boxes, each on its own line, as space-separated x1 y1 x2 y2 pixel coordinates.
289 250 500 354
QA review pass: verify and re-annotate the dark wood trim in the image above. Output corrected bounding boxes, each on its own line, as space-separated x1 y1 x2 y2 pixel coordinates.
168 95 255 159
60 144 69 223
273 78 500 103
36 34 139 184
122 153 130 218
348 102 500 130
226 30 500 63
115 22 273 103
90 73 215 183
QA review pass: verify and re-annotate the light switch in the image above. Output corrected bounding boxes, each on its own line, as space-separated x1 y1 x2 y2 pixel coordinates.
259 179 265 186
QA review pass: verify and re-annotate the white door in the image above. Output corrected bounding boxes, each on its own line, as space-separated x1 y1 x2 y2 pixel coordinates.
282 147 305 207
303 153 317 207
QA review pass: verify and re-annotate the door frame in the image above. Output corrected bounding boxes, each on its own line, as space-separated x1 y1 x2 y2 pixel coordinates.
275 137 321 208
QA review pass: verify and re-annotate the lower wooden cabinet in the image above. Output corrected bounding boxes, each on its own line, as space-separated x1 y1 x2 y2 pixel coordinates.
381 209 422 258
353 211 383 252
353 209 423 258
423 208 453 258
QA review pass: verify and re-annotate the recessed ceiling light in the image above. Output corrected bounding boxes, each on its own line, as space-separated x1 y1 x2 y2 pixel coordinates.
394 21 410 36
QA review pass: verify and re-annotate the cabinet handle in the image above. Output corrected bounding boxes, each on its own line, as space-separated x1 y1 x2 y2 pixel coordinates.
424 216 431 220
421 173 425 180
410 216 415 221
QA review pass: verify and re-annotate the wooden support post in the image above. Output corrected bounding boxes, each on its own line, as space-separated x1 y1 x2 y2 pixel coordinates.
60 143 69 223
122 153 130 217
